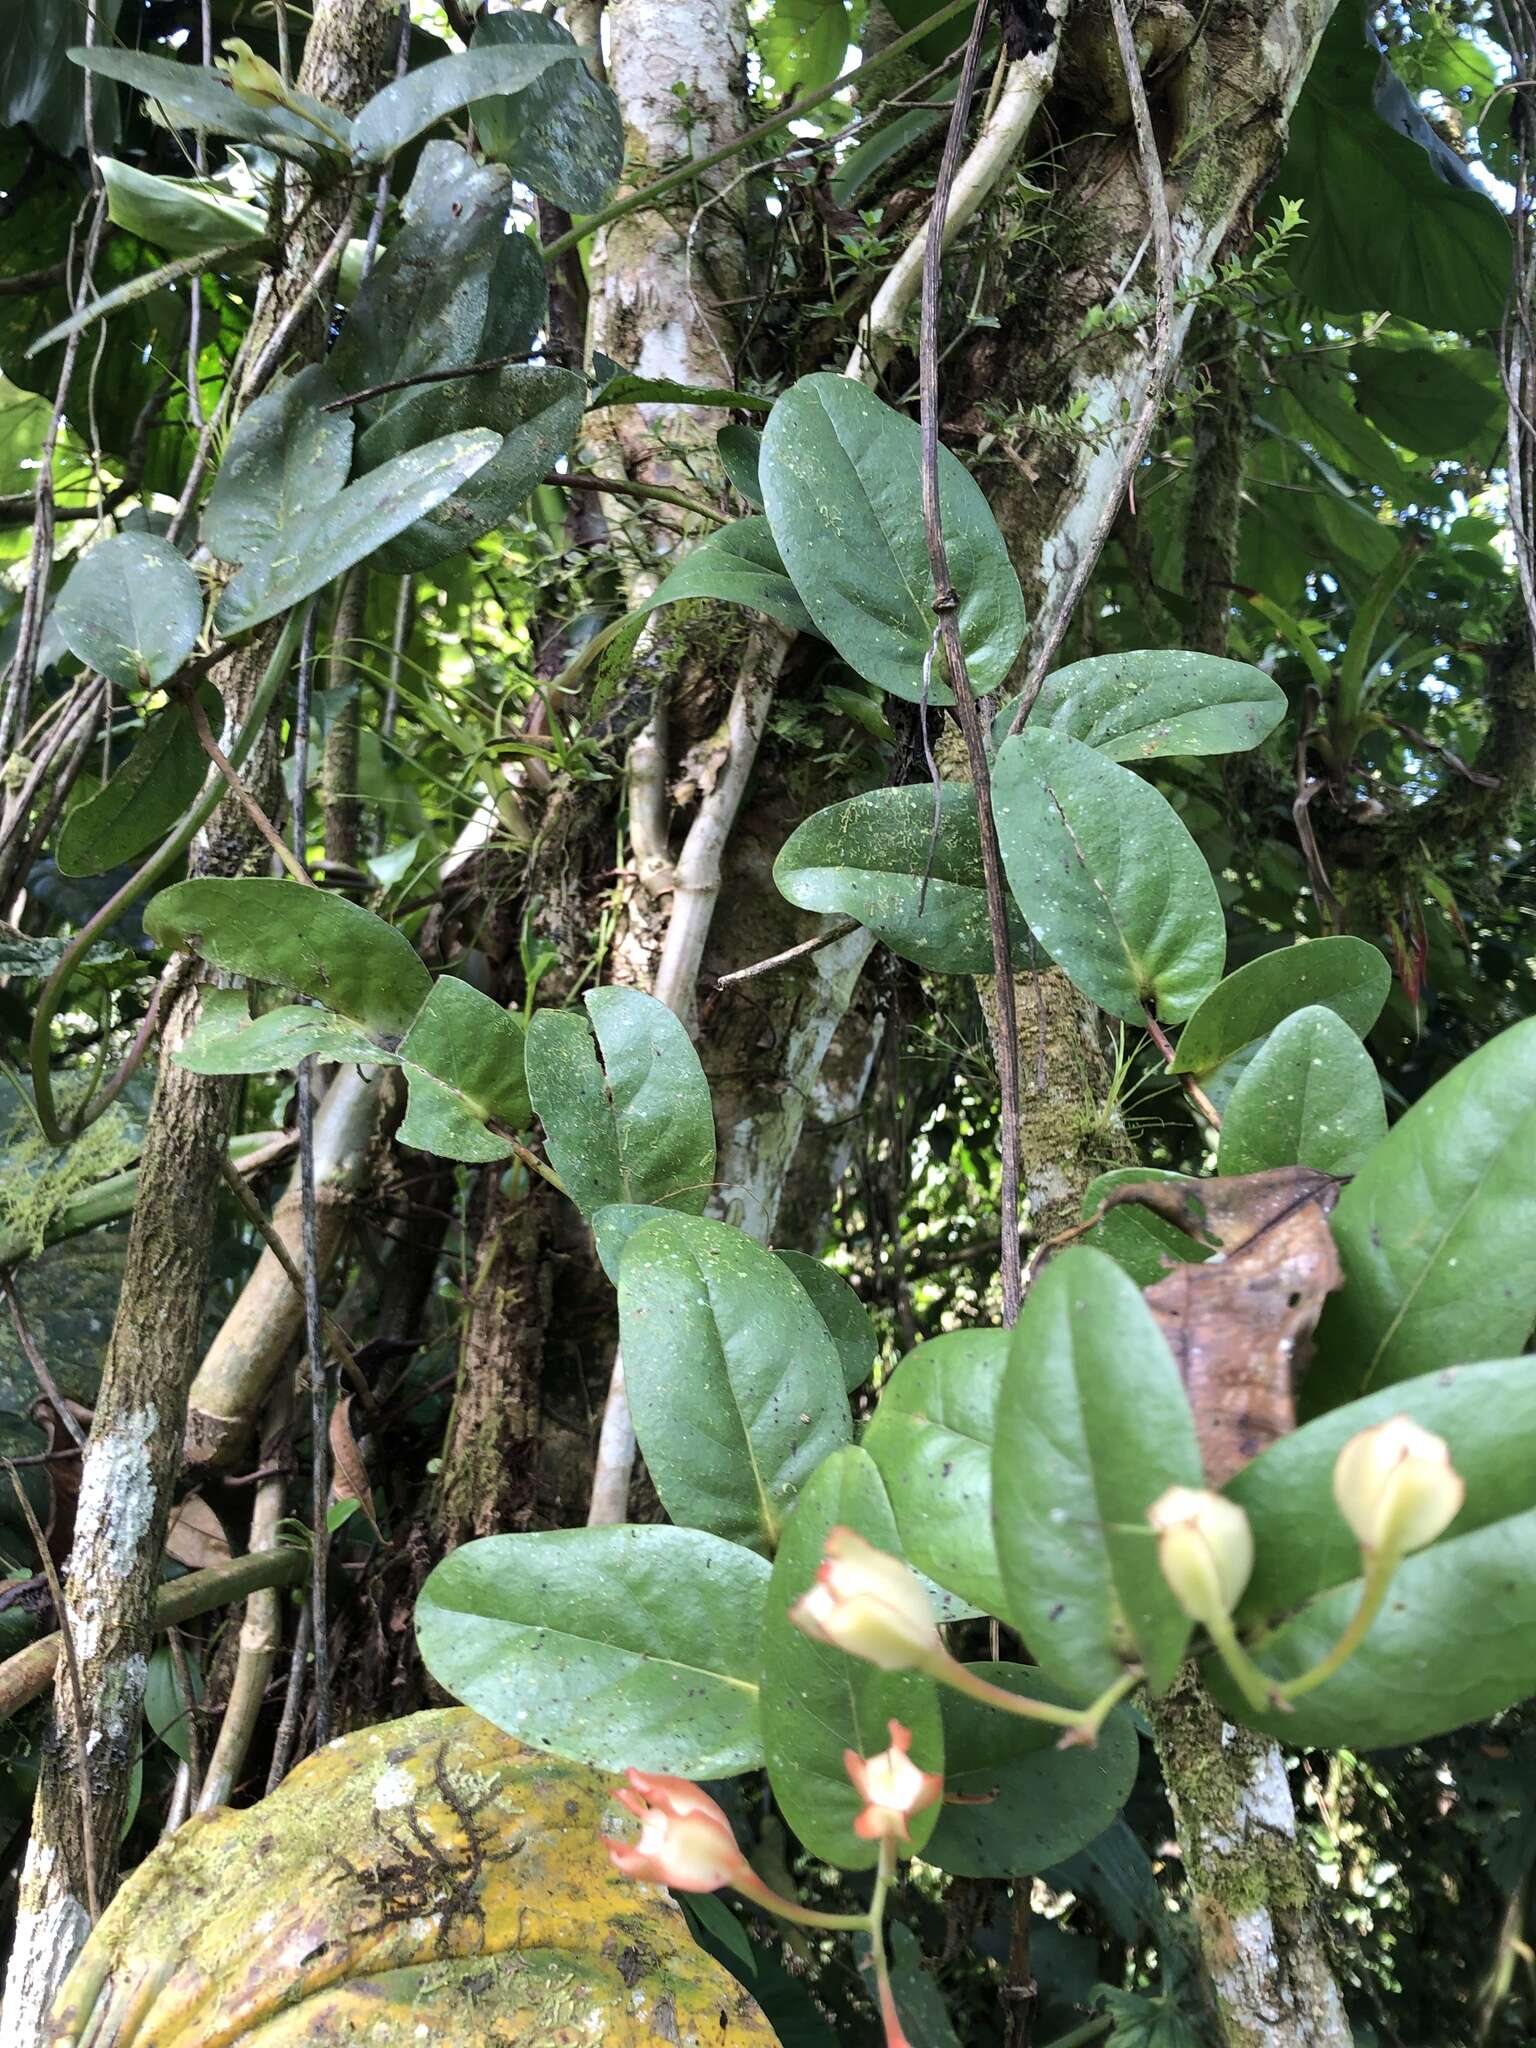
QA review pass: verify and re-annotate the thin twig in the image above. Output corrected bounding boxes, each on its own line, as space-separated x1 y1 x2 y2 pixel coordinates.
322 348 549 411
1 1277 87 1449
918 0 1025 1325
264 1599 311 1792
4 1464 99 1922
1006 0 1177 735
713 918 862 989
181 684 315 885
291 611 331 1750
1142 1008 1222 1128
215 1154 374 1413
544 470 730 526
538 0 979 268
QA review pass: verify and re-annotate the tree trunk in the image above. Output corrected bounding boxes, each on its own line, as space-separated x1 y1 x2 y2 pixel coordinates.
2 6 397 2035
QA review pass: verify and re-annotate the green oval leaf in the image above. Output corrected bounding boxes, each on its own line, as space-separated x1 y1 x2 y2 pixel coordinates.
993 1246 1203 1695
214 430 499 636
55 534 202 689
641 518 816 637
1219 1006 1386 1177
863 1329 1010 1620
759 1446 943 1868
1077 1168 1210 1290
395 976 529 1164
358 365 584 573
204 364 354 566
524 986 716 1218
1169 936 1390 1074
717 424 764 507
352 43 581 165
991 729 1225 1024
774 1251 878 1394
1208 1507 1536 1750
995 650 1286 761
69 47 336 158
143 877 432 1036
1306 1016 1536 1409
760 373 1025 702
415 1524 770 1776
471 10 622 213
618 1213 851 1553
923 1662 1138 1877
57 692 210 877
177 993 386 1076
774 784 1028 975
1227 1357 1536 1627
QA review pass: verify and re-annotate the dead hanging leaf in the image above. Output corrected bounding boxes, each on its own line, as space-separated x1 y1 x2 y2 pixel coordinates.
328 1394 380 1536
27 1396 92 1568
165 1492 232 1571
1110 1169 1344 1485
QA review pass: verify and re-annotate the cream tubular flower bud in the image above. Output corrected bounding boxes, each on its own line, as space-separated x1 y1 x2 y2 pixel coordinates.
1332 1415 1465 1558
1147 1486 1255 1627
787 1526 944 1673
605 1770 750 1894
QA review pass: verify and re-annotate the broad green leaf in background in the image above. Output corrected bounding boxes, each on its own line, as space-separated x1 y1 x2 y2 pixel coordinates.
993 1247 1204 1695
1306 1016 1536 1409
328 148 544 426
144 1641 205 1765
214 431 500 635
618 1213 851 1552
588 371 773 414
351 42 580 165
1169 935 1389 1074
204 365 355 566
760 373 1026 702
69 47 338 159
524 986 715 1217
717 424 764 507
3 0 125 158
177 990 385 1075
640 518 816 637
358 365 585 573
471 10 623 212
415 1524 770 1776
774 1251 878 1394
923 1663 1138 1878
1228 1358 1536 1626
863 1329 1010 1619
1076 1168 1210 1290
758 0 851 93
991 729 1225 1024
1276 10 1509 331
98 157 267 265
145 877 432 1036
1219 1006 1387 1177
56 692 211 877
1208 1507 1536 1750
55 534 202 689
994 650 1286 761
591 1202 668 1286
760 1447 943 1867
773 784 1028 975
887 1925 963 2048
1352 341 1504 460
395 975 530 1163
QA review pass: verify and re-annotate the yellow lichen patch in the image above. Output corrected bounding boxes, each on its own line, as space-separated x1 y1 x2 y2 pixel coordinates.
46 1707 779 2047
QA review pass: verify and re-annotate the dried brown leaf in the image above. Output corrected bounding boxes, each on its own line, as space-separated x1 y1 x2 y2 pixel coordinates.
328 1394 380 1536
165 1492 232 1571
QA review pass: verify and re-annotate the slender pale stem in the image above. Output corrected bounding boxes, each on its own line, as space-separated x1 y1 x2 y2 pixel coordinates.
1278 1550 1397 1703
1204 1611 1281 1716
868 1837 908 2047
729 1869 872 1934
928 1650 1140 1742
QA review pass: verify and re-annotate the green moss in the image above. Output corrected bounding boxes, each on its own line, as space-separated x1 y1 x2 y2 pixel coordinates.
0 1094 139 1261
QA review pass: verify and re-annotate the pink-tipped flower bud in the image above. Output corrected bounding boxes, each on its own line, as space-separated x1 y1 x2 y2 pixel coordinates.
1147 1486 1255 1627
1333 1415 1465 1558
604 1769 750 1894
843 1720 943 1844
787 1526 943 1673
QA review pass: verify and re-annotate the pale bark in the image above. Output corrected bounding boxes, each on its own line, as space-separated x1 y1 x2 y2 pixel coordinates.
3 6 397 2034
184 1066 385 1469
